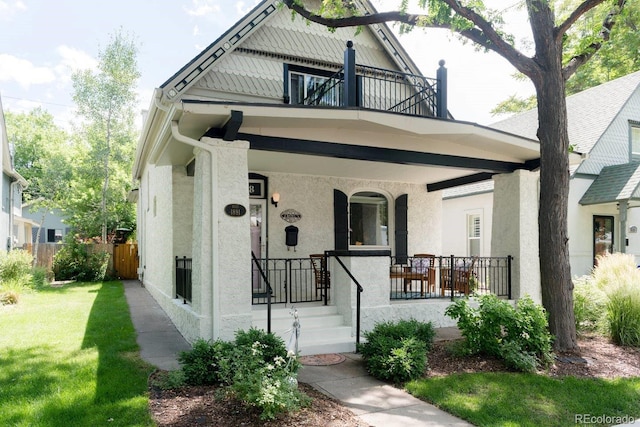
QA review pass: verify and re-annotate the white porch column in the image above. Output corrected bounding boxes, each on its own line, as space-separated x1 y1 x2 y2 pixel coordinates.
191 147 213 339
192 139 252 341
208 138 252 341
491 170 541 303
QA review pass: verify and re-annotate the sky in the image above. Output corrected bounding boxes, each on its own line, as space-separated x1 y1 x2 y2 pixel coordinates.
0 0 536 130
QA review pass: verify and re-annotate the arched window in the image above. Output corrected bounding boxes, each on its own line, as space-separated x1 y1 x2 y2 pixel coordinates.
349 191 388 246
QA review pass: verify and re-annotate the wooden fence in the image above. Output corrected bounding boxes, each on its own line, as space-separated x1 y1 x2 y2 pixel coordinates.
22 243 139 280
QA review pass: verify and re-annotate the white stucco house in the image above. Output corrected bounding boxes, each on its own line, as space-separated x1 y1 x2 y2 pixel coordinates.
132 0 554 354
0 96 30 252
443 71 640 278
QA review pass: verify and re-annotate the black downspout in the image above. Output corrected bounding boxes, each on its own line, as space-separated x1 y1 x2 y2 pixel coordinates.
436 60 447 118
344 41 357 107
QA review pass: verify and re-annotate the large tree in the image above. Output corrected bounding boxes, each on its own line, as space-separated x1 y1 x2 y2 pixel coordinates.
70 29 139 242
284 0 631 350
493 0 640 115
5 108 71 261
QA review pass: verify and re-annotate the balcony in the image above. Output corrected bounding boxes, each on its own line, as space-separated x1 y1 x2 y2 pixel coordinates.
295 41 447 119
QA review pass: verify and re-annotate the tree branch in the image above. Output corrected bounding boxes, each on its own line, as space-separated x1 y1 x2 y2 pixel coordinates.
561 0 628 79
283 0 537 76
556 0 607 37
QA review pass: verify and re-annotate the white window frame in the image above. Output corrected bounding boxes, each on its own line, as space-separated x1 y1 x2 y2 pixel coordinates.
348 191 390 249
466 211 482 257
630 121 640 161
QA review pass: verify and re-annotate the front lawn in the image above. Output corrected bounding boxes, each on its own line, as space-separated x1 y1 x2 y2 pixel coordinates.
0 281 155 427
407 372 640 427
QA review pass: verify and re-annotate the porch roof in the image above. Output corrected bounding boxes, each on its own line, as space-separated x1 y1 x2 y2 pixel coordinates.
138 97 548 190
579 162 640 206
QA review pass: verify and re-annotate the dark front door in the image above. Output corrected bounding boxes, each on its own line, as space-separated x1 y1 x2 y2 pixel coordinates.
593 216 614 265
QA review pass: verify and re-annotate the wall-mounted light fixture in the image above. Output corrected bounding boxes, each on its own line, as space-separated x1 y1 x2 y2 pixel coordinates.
271 192 280 207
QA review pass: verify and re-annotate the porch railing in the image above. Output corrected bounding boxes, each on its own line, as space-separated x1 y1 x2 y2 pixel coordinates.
390 255 512 301
303 65 440 118
175 256 192 304
251 257 325 305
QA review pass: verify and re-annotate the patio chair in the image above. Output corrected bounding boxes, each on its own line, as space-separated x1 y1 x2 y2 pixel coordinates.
410 254 436 293
310 254 330 298
440 257 477 296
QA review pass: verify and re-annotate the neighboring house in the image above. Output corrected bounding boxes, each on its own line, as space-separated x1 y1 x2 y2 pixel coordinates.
443 71 640 278
0 96 29 251
22 204 69 244
132 0 553 354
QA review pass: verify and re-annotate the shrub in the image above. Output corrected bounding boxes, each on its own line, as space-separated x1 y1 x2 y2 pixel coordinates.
178 338 233 386
52 237 111 282
445 294 554 372
178 329 305 420
0 249 33 287
607 284 640 347
573 275 607 334
358 319 434 383
592 253 640 293
0 290 19 305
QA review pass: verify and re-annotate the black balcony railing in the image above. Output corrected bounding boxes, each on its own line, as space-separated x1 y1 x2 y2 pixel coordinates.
251 257 325 305
176 256 192 304
390 255 512 301
302 42 447 119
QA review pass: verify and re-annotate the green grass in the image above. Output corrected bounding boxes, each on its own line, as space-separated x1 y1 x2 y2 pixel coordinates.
0 281 155 427
406 372 640 426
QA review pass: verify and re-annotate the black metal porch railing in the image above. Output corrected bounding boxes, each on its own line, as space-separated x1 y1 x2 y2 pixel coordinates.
390 255 512 301
251 257 325 305
175 256 192 304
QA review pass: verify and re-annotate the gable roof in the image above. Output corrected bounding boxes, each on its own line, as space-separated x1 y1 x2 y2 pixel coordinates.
159 0 425 103
491 71 640 155
579 162 640 205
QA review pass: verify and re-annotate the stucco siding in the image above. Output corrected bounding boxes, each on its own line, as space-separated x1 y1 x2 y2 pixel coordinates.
259 172 442 258
442 192 493 257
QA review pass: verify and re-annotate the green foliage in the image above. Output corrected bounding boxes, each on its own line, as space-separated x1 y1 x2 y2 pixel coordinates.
69 29 139 241
0 250 37 304
358 319 434 382
0 249 33 285
445 295 554 372
150 370 186 390
178 338 233 386
178 328 305 420
607 284 640 347
592 253 640 292
52 237 110 282
573 275 607 333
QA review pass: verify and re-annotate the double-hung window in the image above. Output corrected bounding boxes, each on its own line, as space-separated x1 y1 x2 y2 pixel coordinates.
467 213 481 257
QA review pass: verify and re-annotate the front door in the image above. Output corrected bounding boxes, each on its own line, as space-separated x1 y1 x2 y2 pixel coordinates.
593 215 614 265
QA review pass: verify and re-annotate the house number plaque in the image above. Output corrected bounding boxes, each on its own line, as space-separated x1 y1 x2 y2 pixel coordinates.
224 204 247 217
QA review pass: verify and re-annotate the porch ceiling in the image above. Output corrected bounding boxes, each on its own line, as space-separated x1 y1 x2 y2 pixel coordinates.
159 101 545 188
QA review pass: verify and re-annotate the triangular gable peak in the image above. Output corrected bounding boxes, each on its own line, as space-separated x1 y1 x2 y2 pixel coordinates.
160 0 425 104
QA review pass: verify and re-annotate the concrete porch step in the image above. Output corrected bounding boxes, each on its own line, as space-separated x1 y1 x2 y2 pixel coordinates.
251 304 356 356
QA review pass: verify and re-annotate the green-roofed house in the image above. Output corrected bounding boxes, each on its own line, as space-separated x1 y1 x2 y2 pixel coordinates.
442 70 640 277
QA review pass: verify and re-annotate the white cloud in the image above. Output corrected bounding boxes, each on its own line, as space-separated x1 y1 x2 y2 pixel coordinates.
184 0 220 17
0 0 27 20
0 54 56 89
56 45 98 73
193 24 200 36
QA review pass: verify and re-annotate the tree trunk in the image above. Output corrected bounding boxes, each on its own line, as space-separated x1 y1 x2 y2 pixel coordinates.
534 67 578 352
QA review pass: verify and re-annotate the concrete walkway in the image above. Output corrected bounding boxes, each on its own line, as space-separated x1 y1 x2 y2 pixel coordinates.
123 280 473 426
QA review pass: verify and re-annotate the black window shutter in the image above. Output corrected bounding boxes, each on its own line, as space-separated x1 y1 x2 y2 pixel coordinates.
395 194 408 264
334 189 349 251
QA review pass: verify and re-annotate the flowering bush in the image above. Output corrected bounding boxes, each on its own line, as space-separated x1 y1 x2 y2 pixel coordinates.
178 328 307 420
446 294 554 372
